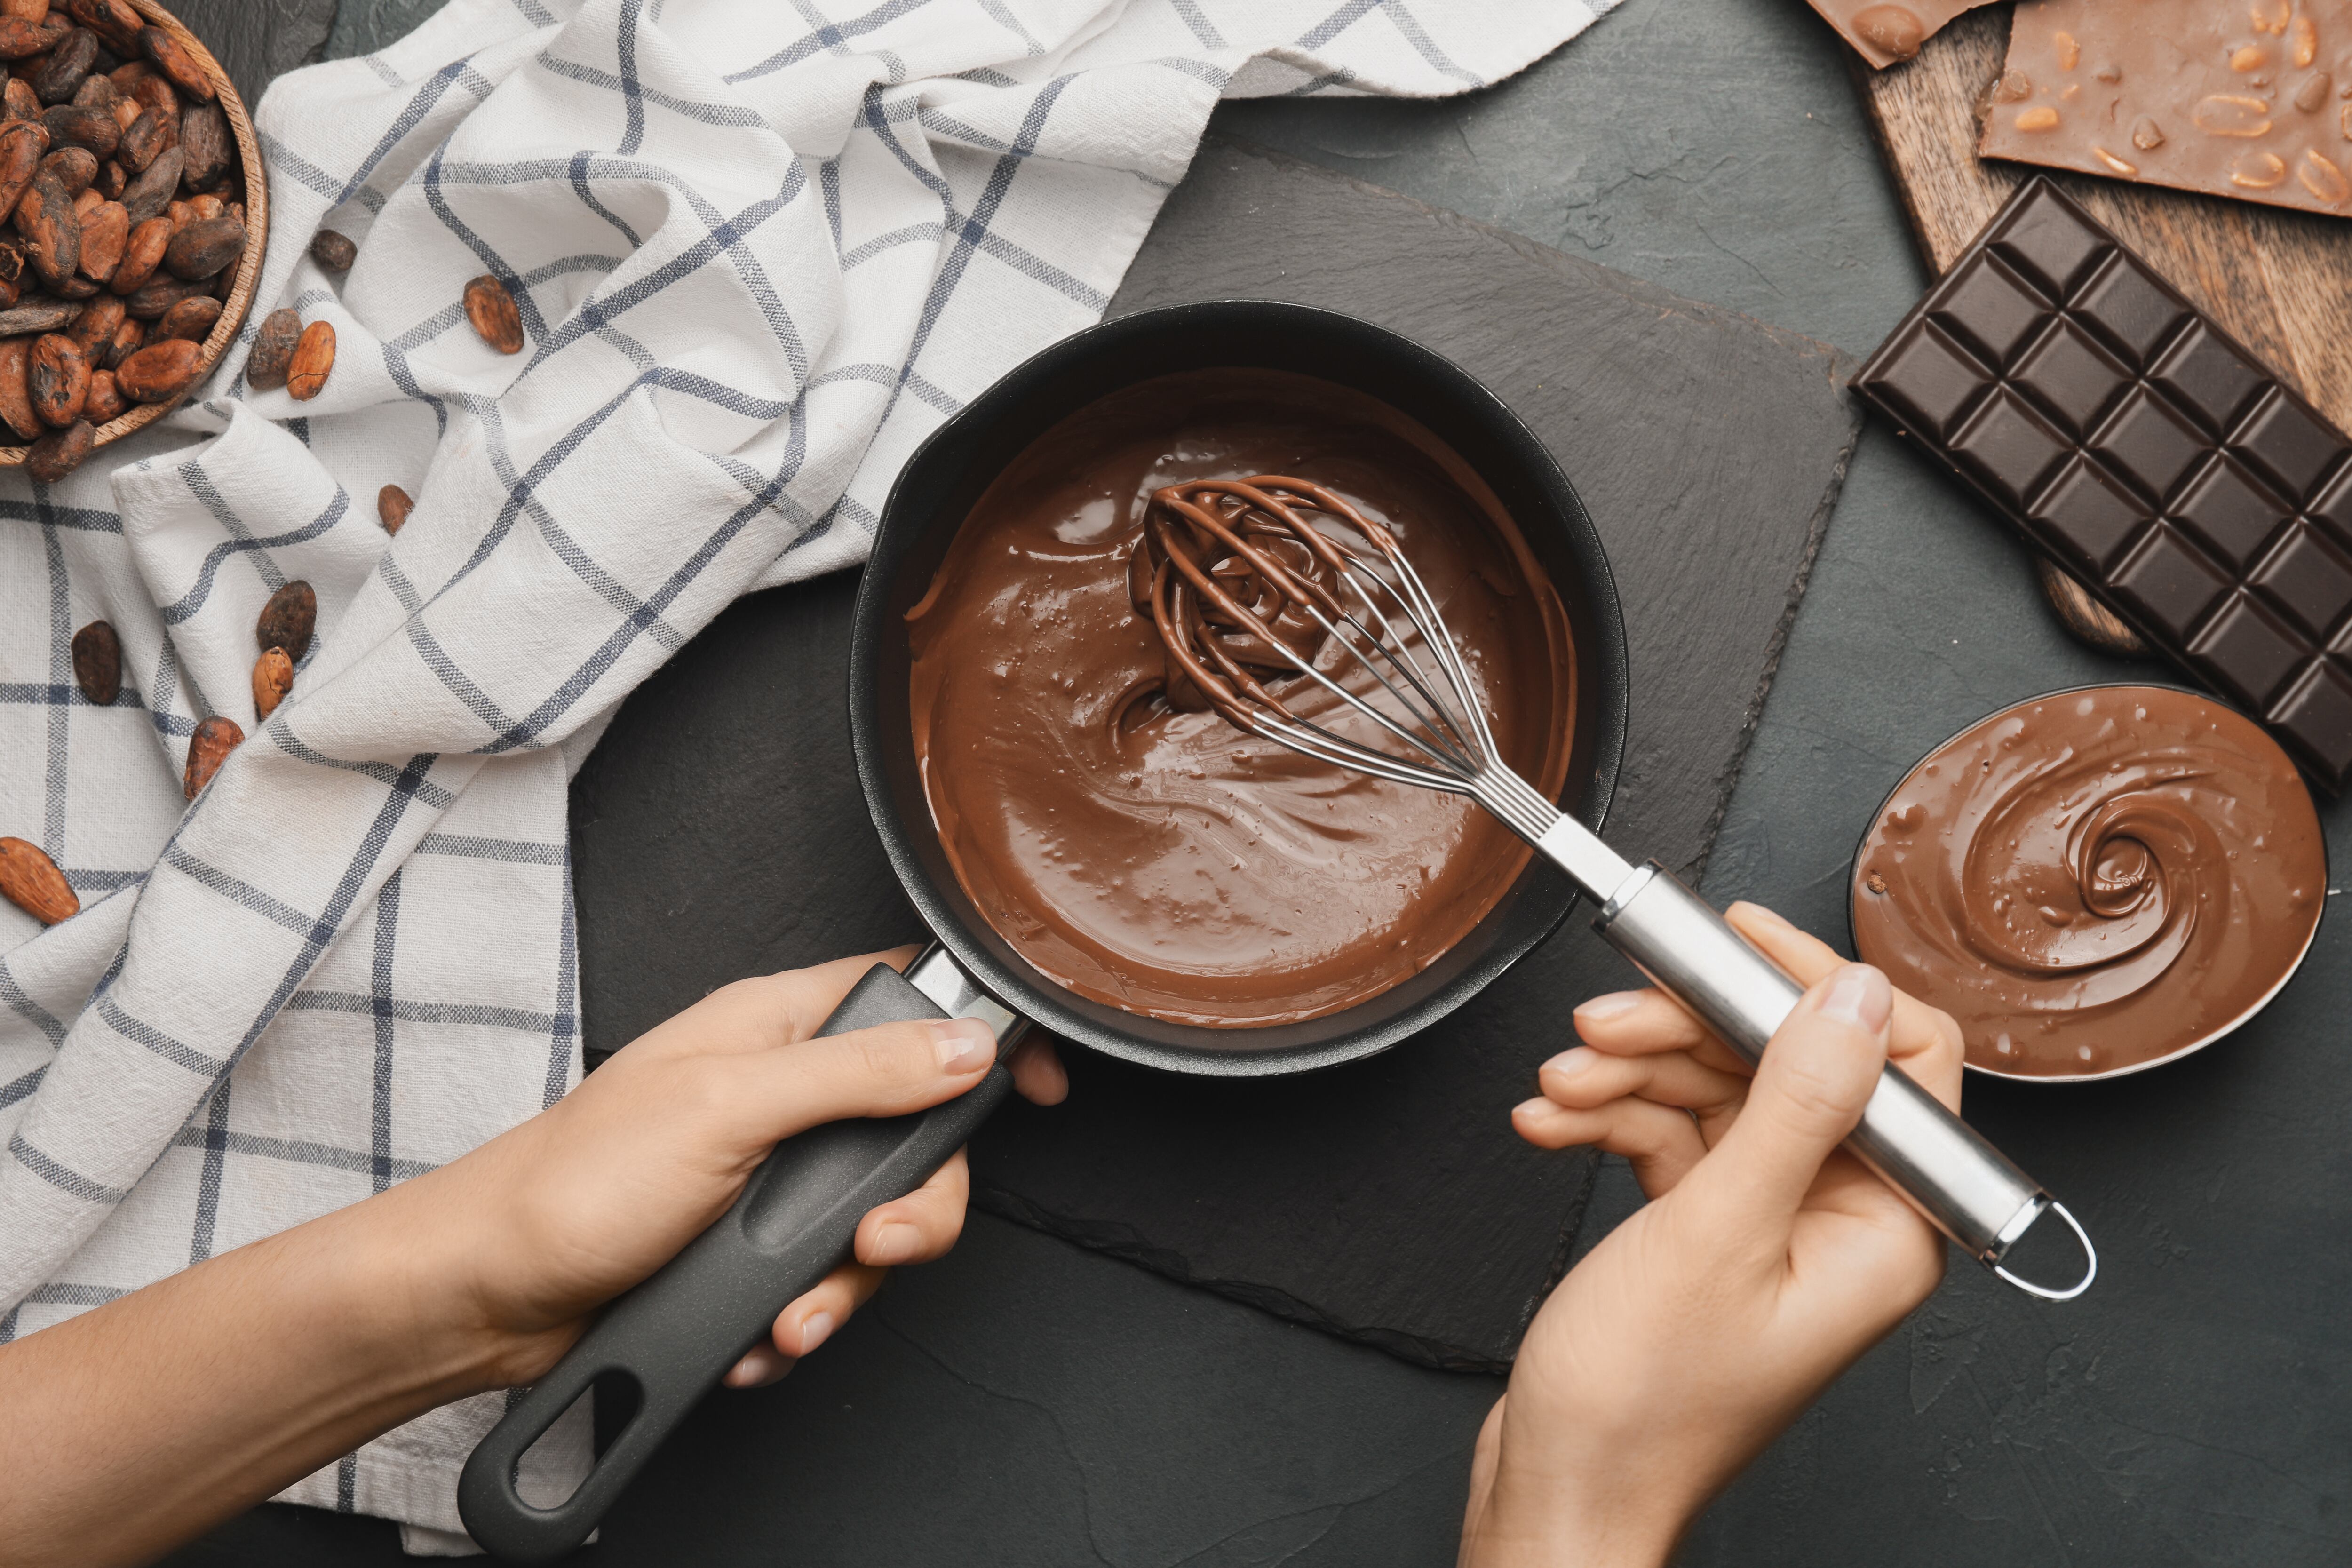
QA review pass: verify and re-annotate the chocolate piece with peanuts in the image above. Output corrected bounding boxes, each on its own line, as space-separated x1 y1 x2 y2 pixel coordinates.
1805 0 2000 68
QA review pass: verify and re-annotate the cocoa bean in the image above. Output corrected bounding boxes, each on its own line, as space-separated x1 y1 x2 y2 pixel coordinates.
252 645 290 719
0 16 64 63
96 309 131 366
0 2 48 24
162 210 234 279
0 295 78 334
464 274 524 354
103 207 156 290
0 836 76 924
103 88 125 127
110 331 191 399
33 139 83 190
1 75 33 119
23 414 85 478
71 191 115 277
11 166 74 285
26 21 86 102
286 319 332 400
64 287 110 345
0 118 48 217
65 0 137 56
311 229 357 272
65 177 87 214
0 332 33 436
70 615 116 703
113 97 166 169
135 24 205 102
120 269 206 318
50 271 92 297
182 713 239 798
27 329 81 423
153 291 211 341
177 97 223 189
186 191 218 221
244 305 294 389
41 100 113 156
113 136 169 222
67 66 103 109
103 56 144 94
378 483 412 535
255 580 314 661
160 194 180 229
123 65 160 113
79 358 111 417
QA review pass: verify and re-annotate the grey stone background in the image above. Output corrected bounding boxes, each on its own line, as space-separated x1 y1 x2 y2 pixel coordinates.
167 1 2352 1564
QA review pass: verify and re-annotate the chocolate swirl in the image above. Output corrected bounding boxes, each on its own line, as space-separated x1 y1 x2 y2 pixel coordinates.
1853 686 2324 1078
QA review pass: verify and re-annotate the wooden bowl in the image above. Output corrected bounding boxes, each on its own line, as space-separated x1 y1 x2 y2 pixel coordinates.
0 0 267 469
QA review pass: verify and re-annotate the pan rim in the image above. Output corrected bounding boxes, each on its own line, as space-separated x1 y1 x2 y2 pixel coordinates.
851 300 1630 1076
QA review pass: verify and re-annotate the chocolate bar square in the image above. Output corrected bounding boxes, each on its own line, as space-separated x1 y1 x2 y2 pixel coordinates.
1854 177 2352 789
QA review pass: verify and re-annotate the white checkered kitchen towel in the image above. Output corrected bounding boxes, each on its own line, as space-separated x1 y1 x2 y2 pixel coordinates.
0 0 1612 1547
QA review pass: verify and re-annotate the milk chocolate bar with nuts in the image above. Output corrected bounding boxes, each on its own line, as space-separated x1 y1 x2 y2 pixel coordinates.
1980 0 2352 219
1805 0 1999 69
1856 179 2352 788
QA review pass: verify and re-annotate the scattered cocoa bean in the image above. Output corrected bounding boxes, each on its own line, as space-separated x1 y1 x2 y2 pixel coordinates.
33 139 83 190
378 483 412 535
177 96 223 188
120 269 207 318
0 118 47 216
64 287 111 345
0 836 76 924
79 359 112 418
40 98 113 159
0 2 47 25
0 334 32 437
244 305 294 389
124 65 161 114
182 713 239 798
0 16 63 57
154 291 212 341
110 330 192 399
186 191 218 222
68 67 104 110
25 20 85 102
252 644 290 718
162 210 236 279
0 296 77 335
464 274 523 354
114 138 171 222
72 192 116 278
104 56 146 94
65 0 137 56
70 615 116 703
1 75 33 119
97 310 134 366
286 319 332 400
23 414 86 478
311 229 356 272
104 207 158 290
10 166 74 285
135 24 205 102
255 580 314 661
27 328 82 423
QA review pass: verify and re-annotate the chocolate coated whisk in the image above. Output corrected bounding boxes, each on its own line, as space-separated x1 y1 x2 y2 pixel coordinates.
1135 475 2097 1303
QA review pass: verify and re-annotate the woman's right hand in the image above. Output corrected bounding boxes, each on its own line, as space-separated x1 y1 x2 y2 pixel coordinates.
1460 904 1962 1568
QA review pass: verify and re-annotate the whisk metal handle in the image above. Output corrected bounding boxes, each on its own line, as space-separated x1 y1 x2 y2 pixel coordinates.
1590 862 2095 1299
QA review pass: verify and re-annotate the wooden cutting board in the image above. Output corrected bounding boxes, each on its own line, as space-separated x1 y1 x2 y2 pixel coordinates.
1854 6 2352 651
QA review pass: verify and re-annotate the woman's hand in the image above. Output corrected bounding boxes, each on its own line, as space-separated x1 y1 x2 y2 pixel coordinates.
418 946 1068 1388
1458 904 1961 1568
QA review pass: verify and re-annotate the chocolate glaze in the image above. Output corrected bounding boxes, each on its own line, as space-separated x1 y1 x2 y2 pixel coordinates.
908 369 1574 1029
1852 685 2324 1077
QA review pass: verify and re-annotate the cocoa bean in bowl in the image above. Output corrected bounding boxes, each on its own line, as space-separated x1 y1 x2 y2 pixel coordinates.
0 0 263 481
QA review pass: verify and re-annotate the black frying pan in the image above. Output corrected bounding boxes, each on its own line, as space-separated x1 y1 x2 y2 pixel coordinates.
457 302 1630 1561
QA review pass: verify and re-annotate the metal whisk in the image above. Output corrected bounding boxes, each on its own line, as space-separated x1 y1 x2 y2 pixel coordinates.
1136 475 2096 1301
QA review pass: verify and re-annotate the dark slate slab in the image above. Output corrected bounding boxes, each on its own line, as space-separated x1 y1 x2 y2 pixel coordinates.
171 0 337 108
565 139 1860 1372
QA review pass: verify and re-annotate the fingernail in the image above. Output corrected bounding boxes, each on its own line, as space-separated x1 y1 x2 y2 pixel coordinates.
797 1310 835 1355
1543 1047 1596 1079
1573 991 1641 1021
1740 902 1795 933
930 1017 996 1073
1816 964 1891 1033
866 1221 921 1266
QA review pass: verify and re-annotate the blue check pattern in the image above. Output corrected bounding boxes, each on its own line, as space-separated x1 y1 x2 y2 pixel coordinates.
0 0 1609 1539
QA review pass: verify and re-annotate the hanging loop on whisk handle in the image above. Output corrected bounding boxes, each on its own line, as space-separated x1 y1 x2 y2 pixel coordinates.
1592 862 2096 1298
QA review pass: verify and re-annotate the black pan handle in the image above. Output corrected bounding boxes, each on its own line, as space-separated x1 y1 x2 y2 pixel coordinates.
457 961 1014 1562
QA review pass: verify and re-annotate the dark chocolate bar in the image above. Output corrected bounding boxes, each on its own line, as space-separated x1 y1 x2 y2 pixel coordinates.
1856 177 2352 789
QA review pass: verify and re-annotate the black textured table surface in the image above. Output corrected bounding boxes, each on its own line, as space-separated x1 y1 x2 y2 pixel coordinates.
180 1 2352 1564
